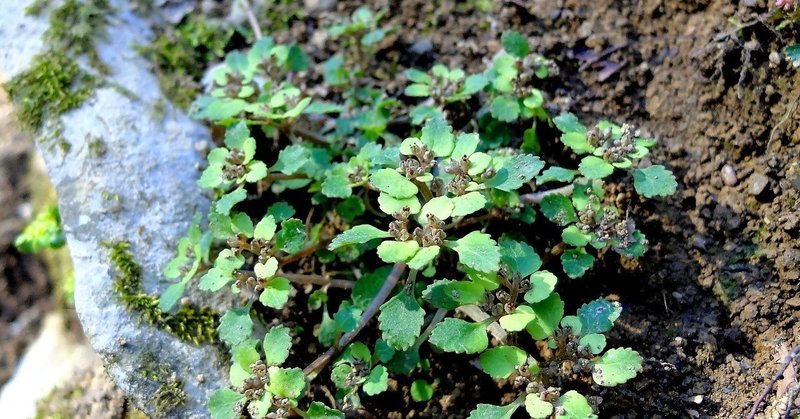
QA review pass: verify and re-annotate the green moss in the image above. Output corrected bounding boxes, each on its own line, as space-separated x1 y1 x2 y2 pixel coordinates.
4 53 96 132
106 242 218 344
44 0 112 72
136 353 188 418
136 15 234 109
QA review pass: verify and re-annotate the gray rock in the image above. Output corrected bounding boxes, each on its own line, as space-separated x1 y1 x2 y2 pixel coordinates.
748 173 770 196
0 1 226 417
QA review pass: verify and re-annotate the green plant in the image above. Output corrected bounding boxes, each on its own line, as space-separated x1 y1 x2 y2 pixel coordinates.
15 205 66 253
159 16 677 418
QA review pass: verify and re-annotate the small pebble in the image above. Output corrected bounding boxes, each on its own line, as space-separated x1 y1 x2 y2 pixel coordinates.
721 164 737 186
692 395 704 404
748 173 770 195
410 38 433 55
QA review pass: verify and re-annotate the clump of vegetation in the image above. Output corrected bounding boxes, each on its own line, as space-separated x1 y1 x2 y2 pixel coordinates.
14 205 65 253
157 10 677 418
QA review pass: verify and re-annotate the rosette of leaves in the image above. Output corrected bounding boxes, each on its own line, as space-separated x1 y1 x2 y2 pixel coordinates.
329 342 390 410
14 205 65 253
192 36 311 124
403 64 488 123
538 113 678 277
323 7 393 87
483 31 552 124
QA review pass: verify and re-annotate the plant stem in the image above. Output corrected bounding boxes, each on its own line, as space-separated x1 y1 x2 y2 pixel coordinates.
414 180 434 202
278 237 332 265
413 308 448 349
519 184 575 204
290 125 329 146
303 263 407 380
280 272 355 289
237 0 262 39
748 344 800 419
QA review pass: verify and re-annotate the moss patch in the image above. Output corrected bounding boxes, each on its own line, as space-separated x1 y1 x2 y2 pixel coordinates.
4 54 96 132
106 242 218 344
136 15 234 109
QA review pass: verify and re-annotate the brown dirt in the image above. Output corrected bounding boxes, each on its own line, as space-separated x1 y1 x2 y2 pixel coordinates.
277 0 799 417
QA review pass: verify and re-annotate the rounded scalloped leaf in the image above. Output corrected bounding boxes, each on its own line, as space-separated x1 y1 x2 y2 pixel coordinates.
578 333 607 355
429 318 488 354
577 299 622 335
449 231 501 273
377 193 422 215
632 165 677 198
419 196 454 223
557 390 597 419
263 325 292 366
370 168 419 198
591 347 643 387
540 194 577 226
467 403 520 419
377 240 420 264
422 279 485 310
561 248 595 278
524 270 557 304
525 394 554 419
420 117 455 157
378 292 425 350
479 346 528 379
579 155 614 179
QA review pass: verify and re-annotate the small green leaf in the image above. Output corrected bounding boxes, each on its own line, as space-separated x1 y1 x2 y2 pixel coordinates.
363 366 389 396
254 257 278 280
231 213 254 237
577 299 622 335
540 194 577 226
267 366 306 399
370 168 419 199
209 388 245 419
451 192 487 217
218 308 252 348
479 346 528 379
379 292 425 350
217 187 247 216
525 293 565 340
422 279 485 310
553 113 587 134
352 267 391 310
537 166 577 184
405 83 431 97
329 225 391 250
260 277 292 309
306 402 345 418
377 193 422 215
405 68 431 84
632 165 677 198
377 240 420 263
230 345 260 387
275 218 306 254
275 144 311 175
562 225 592 247
785 43 800 66
499 305 535 332
490 95 520 122
561 132 594 154
263 325 292 366
579 156 615 179
468 403 520 419
524 270 557 304
429 318 488 354
484 154 544 192
579 333 607 355
407 245 440 270
420 117 455 157
374 339 396 363
410 379 435 402
501 31 529 58
267 202 296 222
561 248 595 278
467 152 493 176
450 231 501 273
525 394 554 419
254 215 277 241
420 196 454 222
561 315 582 335
558 391 597 419
321 168 352 198
158 283 186 312
499 238 541 277
592 348 642 387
